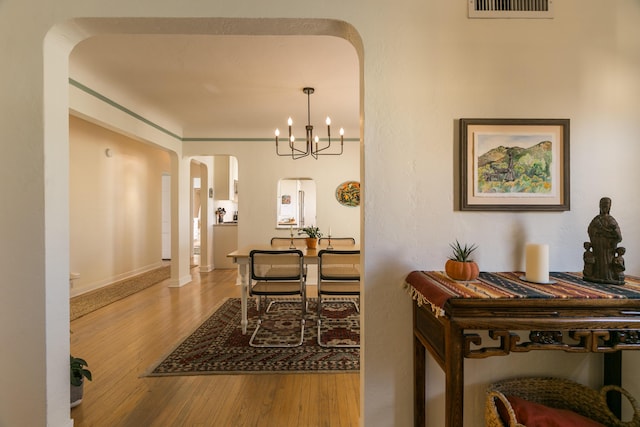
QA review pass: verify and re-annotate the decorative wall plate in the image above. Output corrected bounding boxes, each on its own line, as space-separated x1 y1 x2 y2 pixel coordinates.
335 181 360 207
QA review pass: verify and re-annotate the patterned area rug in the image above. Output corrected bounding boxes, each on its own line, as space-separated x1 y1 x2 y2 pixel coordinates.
147 297 359 375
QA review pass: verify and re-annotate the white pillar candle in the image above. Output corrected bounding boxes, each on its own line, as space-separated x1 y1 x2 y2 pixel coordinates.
525 243 549 283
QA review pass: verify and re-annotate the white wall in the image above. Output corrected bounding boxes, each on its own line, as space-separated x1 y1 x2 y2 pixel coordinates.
69 115 171 296
359 3 640 425
183 141 361 248
2 2 640 427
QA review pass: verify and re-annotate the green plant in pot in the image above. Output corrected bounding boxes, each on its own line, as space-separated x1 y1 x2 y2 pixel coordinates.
298 225 323 249
70 355 92 408
445 240 479 281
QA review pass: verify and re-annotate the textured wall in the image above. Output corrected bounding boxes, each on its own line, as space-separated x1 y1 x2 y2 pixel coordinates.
1 2 640 426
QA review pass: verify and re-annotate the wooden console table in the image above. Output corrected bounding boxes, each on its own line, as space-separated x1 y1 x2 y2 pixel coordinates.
406 271 640 427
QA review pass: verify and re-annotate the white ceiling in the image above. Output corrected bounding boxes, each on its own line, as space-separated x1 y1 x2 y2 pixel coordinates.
70 34 360 140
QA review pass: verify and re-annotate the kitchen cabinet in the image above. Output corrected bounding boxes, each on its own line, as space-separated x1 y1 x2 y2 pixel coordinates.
213 223 237 269
214 155 238 201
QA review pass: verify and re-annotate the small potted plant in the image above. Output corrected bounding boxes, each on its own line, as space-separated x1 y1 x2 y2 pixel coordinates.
445 240 479 281
70 355 92 408
298 225 323 249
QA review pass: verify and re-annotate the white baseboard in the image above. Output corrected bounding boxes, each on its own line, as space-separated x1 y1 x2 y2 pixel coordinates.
199 264 213 273
168 273 192 287
70 261 165 297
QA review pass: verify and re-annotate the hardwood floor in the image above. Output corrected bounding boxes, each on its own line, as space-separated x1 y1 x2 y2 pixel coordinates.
70 267 360 426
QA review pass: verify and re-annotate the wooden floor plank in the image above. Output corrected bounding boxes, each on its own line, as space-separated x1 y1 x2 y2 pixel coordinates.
71 268 359 426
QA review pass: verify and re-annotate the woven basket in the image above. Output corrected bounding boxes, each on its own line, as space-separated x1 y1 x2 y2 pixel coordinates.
485 377 640 427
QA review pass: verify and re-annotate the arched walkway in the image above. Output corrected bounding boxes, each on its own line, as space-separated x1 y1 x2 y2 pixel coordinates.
45 17 364 425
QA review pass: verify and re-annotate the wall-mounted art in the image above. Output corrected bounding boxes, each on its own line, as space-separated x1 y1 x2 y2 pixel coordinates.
460 118 570 211
336 181 360 207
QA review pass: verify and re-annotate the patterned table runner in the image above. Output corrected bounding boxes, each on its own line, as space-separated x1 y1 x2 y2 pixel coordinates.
405 271 640 317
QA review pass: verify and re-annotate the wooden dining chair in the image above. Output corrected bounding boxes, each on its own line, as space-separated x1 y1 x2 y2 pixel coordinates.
319 237 356 246
270 237 308 247
316 249 360 348
249 249 306 347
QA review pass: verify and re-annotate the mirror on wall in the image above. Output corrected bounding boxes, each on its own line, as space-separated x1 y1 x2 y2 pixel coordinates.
276 178 316 229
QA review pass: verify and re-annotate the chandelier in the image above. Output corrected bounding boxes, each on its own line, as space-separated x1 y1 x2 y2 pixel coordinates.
275 87 344 160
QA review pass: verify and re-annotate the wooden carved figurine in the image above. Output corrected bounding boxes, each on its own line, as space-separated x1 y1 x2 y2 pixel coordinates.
583 197 626 285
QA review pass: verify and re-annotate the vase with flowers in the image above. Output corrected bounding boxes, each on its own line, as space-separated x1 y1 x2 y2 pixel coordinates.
297 225 323 249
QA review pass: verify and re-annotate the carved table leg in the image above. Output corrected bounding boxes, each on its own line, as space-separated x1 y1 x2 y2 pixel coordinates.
604 351 622 418
414 334 426 427
445 321 464 427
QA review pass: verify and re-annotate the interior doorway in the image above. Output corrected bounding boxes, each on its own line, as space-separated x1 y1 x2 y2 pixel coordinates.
49 16 364 427
192 177 201 265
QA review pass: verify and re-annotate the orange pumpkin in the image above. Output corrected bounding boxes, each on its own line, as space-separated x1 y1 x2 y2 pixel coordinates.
445 259 479 281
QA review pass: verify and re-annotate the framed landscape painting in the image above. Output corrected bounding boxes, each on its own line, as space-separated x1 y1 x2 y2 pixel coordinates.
460 118 570 211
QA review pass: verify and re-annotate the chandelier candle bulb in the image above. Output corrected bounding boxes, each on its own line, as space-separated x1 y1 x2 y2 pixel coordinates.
525 243 549 283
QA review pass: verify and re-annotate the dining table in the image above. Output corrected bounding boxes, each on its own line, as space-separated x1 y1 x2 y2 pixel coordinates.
227 241 359 334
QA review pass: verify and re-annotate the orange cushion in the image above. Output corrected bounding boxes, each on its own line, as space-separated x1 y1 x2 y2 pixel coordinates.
497 395 605 427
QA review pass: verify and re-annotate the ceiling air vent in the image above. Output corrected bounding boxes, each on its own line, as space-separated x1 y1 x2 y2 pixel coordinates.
468 0 554 19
